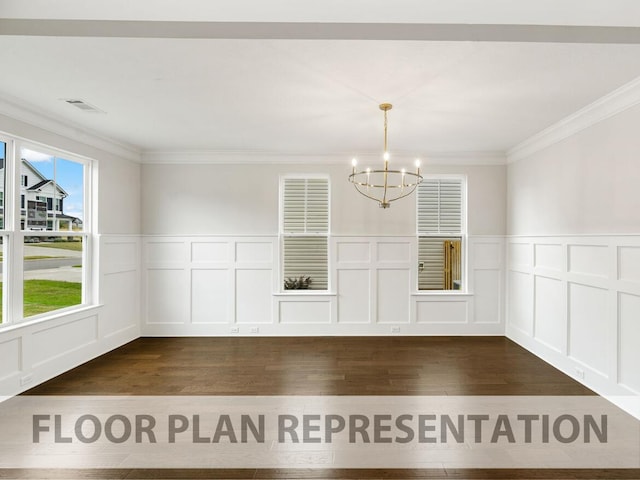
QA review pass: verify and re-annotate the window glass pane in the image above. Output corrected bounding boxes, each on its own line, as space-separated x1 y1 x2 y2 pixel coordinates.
0 140 5 230
418 237 462 290
0 237 4 324
283 236 328 290
23 236 83 317
56 158 84 231
0 142 4 324
20 149 84 232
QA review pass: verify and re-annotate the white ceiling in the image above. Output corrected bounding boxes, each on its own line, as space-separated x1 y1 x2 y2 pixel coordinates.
2 1 640 162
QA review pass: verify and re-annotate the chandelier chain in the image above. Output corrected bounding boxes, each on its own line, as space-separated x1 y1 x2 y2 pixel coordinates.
383 108 388 153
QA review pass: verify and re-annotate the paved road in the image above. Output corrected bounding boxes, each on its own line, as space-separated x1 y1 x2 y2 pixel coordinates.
0 245 82 281
25 245 82 258
0 258 81 273
25 257 81 270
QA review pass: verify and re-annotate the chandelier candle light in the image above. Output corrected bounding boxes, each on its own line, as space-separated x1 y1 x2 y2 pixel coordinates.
348 103 423 208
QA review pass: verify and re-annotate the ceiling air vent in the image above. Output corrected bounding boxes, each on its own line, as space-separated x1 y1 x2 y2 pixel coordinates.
62 99 105 113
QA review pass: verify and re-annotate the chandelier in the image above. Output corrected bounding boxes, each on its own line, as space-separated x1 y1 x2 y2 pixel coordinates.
348 103 423 208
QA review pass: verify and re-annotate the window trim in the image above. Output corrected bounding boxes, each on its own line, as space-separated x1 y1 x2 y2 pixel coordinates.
416 174 468 293
0 135 95 327
279 174 331 293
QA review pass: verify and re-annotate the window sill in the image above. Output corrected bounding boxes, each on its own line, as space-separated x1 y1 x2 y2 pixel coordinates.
273 291 336 297
0 304 103 334
412 291 473 297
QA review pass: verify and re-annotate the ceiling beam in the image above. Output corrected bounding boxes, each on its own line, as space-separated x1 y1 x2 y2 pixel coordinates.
2 19 640 43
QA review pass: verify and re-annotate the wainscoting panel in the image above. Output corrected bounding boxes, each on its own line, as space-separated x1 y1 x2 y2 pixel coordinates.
31 316 99 368
279 299 332 324
508 270 534 336
0 337 21 381
336 242 371 264
568 282 610 377
191 242 229 264
618 292 640 393
100 235 141 346
336 269 370 324
377 268 411 324
236 269 273 324
533 275 565 353
506 235 640 419
145 241 186 266
473 269 501 324
568 244 609 278
141 235 504 335
191 269 230 324
146 269 189 324
534 243 563 271
618 246 640 284
416 300 468 324
236 241 273 264
101 269 139 337
509 242 532 270
377 241 412 263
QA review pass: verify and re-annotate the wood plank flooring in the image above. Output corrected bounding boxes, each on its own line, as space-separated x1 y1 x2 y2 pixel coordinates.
7 336 638 479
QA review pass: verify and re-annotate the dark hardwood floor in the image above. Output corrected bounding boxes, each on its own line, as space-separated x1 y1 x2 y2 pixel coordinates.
6 336 638 480
25 336 595 396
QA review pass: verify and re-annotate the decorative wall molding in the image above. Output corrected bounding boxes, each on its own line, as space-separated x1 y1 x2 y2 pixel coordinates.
507 76 640 163
141 150 506 166
141 234 504 336
505 234 640 418
0 94 141 163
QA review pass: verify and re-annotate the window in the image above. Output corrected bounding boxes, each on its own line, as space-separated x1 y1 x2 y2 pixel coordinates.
417 177 466 291
21 174 28 187
21 147 88 317
0 137 92 326
0 140 5 323
280 176 329 291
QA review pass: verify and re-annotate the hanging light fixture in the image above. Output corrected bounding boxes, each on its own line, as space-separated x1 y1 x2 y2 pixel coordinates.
348 103 423 208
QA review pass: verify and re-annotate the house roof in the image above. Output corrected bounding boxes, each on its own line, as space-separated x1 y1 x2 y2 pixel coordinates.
22 160 69 197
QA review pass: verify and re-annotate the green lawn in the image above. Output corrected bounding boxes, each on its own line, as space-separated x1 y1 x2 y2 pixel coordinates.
0 280 82 322
30 241 83 252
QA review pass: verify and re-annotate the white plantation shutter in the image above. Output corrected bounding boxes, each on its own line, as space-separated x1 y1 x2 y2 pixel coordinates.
283 178 329 233
418 179 462 234
417 178 464 290
282 177 329 290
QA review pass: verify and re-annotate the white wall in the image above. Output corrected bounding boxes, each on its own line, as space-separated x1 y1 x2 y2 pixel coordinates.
0 111 141 397
142 163 505 236
506 103 640 417
508 103 640 236
141 162 505 336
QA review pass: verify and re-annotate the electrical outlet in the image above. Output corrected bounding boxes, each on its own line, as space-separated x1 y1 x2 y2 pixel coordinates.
575 367 585 380
250 327 259 334
391 326 401 334
20 374 34 386
230 327 239 334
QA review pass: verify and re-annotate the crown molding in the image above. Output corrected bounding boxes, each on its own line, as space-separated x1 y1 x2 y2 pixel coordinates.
141 150 506 166
0 94 141 163
507 75 640 163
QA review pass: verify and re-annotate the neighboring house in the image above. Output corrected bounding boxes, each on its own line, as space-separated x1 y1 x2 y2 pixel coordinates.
0 159 80 231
